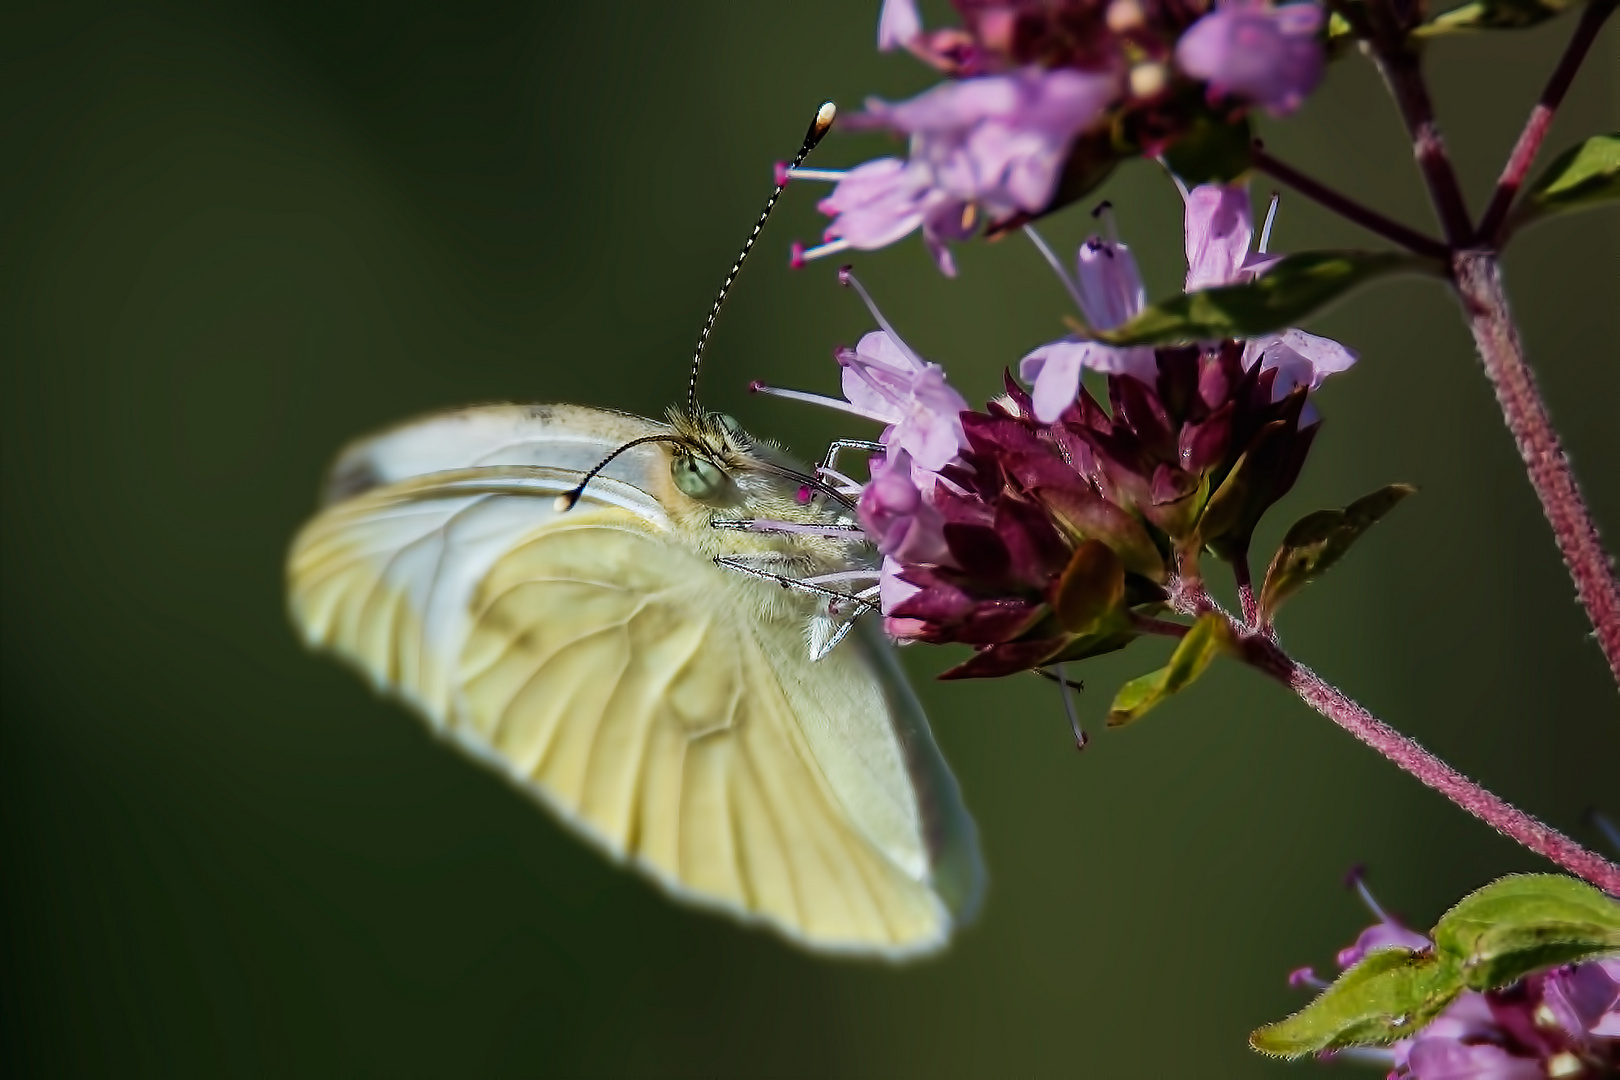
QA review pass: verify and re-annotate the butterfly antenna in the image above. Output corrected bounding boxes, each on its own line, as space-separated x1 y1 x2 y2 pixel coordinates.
684 101 837 418
554 433 689 511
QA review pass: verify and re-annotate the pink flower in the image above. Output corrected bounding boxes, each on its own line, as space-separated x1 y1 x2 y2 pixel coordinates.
1544 958 1620 1039
1176 0 1326 116
802 67 1119 273
1243 328 1359 421
1183 183 1280 291
815 158 973 276
859 448 950 565
840 331 970 471
878 0 922 51
1019 233 1156 421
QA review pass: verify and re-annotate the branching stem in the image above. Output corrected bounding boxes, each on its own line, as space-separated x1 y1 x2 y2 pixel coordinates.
1250 146 1450 261
1476 0 1617 246
1173 581 1620 894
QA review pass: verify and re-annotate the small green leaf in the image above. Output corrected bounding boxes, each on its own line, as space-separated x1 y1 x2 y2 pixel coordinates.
1097 251 1425 348
1417 0 1570 34
1107 614 1229 727
1053 540 1125 633
1163 114 1253 185
1259 484 1415 618
1512 134 1620 229
1431 874 1620 991
1251 949 1464 1059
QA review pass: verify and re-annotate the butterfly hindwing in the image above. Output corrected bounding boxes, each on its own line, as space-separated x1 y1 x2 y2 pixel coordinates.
287 404 984 957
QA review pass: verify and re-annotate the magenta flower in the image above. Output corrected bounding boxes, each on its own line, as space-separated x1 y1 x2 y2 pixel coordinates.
1182 182 1282 291
752 268 969 475
799 67 1119 273
1544 958 1620 1039
1020 233 1156 422
859 447 950 565
877 0 922 51
1287 872 1620 1079
1176 0 1327 116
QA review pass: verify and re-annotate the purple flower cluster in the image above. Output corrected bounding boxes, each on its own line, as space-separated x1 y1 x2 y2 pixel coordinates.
789 0 1330 273
761 184 1356 679
1293 876 1620 1079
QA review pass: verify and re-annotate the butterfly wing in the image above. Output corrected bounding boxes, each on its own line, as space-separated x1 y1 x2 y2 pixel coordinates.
288 405 983 956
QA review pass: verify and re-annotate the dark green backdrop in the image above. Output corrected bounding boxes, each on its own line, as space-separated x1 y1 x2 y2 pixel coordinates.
3 2 1616 1075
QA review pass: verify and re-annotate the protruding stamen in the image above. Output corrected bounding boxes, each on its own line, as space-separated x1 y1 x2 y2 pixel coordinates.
1287 967 1328 990
1023 224 1089 322
1588 810 1620 855
1091 199 1120 245
1345 865 1395 925
785 167 847 183
750 381 889 421
795 238 851 265
1055 661 1087 750
837 265 924 369
1259 191 1281 255
814 465 863 492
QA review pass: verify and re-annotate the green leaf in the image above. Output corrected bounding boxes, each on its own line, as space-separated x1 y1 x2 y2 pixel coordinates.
1259 484 1415 619
1417 0 1570 34
1163 114 1252 185
1106 614 1229 727
1431 874 1620 991
1512 134 1620 229
1096 251 1425 348
1251 949 1464 1059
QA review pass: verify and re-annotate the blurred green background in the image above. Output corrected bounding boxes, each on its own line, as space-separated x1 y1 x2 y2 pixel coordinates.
3 1 1616 1075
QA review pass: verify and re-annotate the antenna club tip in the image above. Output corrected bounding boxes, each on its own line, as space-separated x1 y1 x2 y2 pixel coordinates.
553 491 581 513
816 101 837 126
788 241 807 270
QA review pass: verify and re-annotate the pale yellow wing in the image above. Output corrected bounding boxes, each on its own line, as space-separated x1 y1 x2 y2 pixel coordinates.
287 407 982 956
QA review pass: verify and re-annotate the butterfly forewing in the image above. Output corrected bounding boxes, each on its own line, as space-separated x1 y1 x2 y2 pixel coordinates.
287 404 984 957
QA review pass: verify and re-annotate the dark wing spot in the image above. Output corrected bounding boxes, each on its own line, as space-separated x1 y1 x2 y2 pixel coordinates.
324 454 381 505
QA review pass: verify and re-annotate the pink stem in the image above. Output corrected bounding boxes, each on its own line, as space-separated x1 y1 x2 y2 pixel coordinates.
1266 646 1620 895
1170 580 1620 894
1453 252 1620 685
1476 0 1616 246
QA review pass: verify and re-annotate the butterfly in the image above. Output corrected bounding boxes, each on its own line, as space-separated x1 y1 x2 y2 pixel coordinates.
284 104 983 958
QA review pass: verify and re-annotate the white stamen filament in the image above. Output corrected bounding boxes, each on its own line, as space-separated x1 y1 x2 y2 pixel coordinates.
840 268 926 369
842 354 908 412
1092 200 1120 245
751 383 890 422
1055 662 1087 749
1023 224 1089 320
787 167 846 183
1259 192 1280 255
797 239 851 263
815 465 863 492
1352 874 1395 926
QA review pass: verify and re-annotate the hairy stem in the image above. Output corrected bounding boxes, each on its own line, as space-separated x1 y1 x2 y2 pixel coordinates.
1452 252 1620 683
1250 145 1450 260
1173 580 1620 893
1476 0 1617 246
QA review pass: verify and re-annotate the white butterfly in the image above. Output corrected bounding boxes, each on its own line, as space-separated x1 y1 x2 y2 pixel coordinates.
286 401 984 957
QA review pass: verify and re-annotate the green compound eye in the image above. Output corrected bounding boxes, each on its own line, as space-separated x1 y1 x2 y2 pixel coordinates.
714 413 745 438
672 454 731 502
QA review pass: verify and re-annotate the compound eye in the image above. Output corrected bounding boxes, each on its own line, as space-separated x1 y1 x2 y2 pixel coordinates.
672 454 731 502
714 413 745 439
